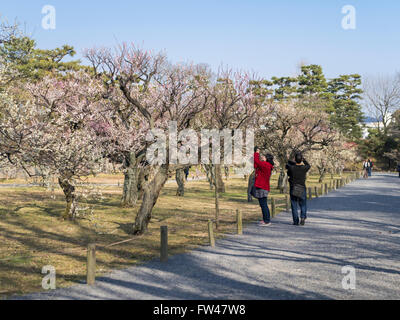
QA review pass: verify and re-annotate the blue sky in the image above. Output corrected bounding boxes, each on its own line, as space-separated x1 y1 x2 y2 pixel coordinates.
1 0 399 80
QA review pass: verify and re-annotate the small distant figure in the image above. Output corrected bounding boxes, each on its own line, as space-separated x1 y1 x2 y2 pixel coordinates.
183 166 190 181
368 159 373 177
362 159 370 179
286 153 311 226
397 162 400 178
194 167 201 180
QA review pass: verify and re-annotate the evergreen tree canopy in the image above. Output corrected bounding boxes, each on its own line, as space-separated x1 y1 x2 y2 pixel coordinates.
0 32 82 83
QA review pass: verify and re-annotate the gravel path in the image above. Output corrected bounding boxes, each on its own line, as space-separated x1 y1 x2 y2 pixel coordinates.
14 173 400 300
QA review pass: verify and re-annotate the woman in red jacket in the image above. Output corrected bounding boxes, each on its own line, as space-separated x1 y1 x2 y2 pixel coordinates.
252 148 274 226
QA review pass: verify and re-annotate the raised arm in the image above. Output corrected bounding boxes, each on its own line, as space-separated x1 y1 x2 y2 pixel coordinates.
303 159 311 172
254 152 273 170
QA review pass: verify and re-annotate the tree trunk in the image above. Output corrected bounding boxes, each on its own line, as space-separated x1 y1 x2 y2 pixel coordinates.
176 168 185 196
247 171 255 202
121 152 139 207
203 164 214 189
214 166 220 229
318 167 326 183
132 165 169 235
58 176 76 220
215 164 225 193
277 169 285 193
137 167 147 199
277 167 289 194
283 173 289 193
319 172 325 183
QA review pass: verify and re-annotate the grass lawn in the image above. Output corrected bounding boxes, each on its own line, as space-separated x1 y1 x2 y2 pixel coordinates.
0 171 357 298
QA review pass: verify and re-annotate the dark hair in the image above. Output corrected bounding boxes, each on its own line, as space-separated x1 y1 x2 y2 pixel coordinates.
265 153 274 165
295 153 303 164
254 146 260 152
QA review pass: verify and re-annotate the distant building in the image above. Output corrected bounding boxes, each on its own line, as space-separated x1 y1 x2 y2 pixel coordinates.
362 115 392 138
362 117 380 138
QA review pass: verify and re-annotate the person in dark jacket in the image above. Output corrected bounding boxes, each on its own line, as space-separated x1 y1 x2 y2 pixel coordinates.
252 148 274 226
286 153 311 226
397 163 400 178
367 159 373 177
183 166 190 181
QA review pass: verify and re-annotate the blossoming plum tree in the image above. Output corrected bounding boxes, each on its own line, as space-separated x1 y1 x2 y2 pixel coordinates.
86 44 210 234
0 71 106 219
255 99 336 192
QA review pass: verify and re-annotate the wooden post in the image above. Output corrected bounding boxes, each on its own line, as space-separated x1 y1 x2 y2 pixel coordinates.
286 195 290 212
314 186 318 198
208 220 215 247
308 187 312 200
271 197 276 218
87 243 96 286
236 209 242 235
160 226 168 262
325 183 328 194
215 185 220 230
